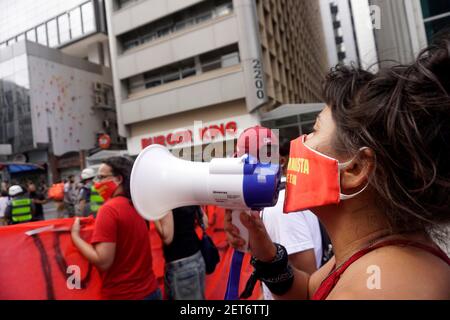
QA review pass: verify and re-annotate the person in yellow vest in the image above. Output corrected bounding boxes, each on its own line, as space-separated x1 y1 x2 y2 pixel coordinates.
77 168 104 218
4 185 36 225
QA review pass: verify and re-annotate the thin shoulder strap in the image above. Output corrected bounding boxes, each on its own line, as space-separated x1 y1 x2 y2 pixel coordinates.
312 239 450 300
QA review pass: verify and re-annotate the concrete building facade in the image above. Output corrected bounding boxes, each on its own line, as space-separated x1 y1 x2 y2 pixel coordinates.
319 0 378 69
105 0 329 159
370 0 449 66
0 0 124 183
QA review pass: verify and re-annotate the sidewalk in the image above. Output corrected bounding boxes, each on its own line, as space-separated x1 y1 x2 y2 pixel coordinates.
43 201 64 220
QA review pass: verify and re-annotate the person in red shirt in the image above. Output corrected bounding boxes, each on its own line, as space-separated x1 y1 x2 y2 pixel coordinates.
71 157 160 300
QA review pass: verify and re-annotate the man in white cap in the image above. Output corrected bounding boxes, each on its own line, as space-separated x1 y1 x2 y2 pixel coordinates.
4 185 36 225
77 168 104 217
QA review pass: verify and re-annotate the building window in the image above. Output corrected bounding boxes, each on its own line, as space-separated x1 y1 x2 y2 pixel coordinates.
119 0 234 52
47 20 59 47
58 14 71 44
26 30 37 42
421 0 450 42
82 1 97 34
36 24 48 46
0 0 99 49
262 111 321 142
117 0 139 10
126 45 240 96
424 16 450 42
69 7 83 39
421 0 450 19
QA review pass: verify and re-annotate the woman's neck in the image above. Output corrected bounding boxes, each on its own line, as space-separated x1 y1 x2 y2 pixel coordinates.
112 185 125 198
316 199 394 268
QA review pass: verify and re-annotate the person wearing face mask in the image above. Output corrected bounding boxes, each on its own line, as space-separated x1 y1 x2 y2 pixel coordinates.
225 35 450 300
259 137 326 300
71 157 160 300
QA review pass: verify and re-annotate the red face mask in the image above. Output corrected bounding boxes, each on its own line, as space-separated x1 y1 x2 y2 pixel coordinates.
283 135 368 213
94 180 119 202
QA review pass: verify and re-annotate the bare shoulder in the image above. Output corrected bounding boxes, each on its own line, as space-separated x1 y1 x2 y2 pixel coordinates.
329 245 450 300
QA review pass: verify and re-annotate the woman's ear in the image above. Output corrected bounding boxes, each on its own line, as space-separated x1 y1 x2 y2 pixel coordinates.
114 175 124 185
340 148 375 192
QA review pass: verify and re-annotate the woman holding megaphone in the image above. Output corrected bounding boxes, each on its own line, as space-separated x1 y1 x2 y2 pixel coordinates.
225 35 450 300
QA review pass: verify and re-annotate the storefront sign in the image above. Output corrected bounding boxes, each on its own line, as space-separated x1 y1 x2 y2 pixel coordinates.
128 114 260 155
141 121 238 149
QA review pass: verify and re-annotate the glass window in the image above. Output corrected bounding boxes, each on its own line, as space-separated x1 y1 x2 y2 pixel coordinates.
69 7 83 39
58 14 71 44
421 0 450 19
36 24 47 46
174 21 187 31
117 0 136 10
145 78 162 89
119 0 233 52
181 66 196 79
279 126 301 142
162 71 180 84
195 11 213 24
141 32 157 44
82 2 96 34
16 34 25 42
300 112 320 122
425 16 450 42
301 123 315 135
157 26 171 38
123 39 140 50
26 30 36 42
273 116 299 127
47 19 59 47
222 52 240 68
6 38 16 46
202 59 222 73
216 3 233 17
128 76 145 93
183 18 195 29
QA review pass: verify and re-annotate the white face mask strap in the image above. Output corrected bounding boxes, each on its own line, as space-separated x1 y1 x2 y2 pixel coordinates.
340 183 369 200
339 147 370 200
338 147 370 170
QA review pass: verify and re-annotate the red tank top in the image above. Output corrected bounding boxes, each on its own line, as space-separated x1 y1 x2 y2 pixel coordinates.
312 239 450 300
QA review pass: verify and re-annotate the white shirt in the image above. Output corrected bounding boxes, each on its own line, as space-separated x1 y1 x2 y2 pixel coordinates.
261 178 322 300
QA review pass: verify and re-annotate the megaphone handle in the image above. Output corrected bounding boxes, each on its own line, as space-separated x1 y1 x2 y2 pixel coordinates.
231 210 250 252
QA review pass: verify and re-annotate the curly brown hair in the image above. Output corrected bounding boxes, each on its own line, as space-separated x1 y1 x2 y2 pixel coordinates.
323 34 450 238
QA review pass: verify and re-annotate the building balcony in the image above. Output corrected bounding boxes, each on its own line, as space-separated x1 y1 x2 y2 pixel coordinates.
111 0 205 36
116 13 239 80
0 0 107 57
120 64 245 124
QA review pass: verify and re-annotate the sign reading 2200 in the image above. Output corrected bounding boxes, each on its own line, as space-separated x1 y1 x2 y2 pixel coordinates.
252 59 265 100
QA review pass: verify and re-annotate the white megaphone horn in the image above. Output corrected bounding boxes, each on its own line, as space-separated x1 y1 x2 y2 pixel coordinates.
130 145 281 248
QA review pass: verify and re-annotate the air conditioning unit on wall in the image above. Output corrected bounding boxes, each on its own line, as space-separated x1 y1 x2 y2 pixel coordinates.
94 94 106 106
93 82 104 92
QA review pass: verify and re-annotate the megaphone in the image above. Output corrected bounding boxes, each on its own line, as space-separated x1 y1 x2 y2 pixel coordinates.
130 145 281 246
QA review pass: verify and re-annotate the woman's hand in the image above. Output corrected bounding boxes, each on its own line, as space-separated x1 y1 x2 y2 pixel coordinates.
70 217 116 271
224 210 277 262
71 217 81 237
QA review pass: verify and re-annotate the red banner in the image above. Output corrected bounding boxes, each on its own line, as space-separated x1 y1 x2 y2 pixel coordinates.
0 206 261 300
